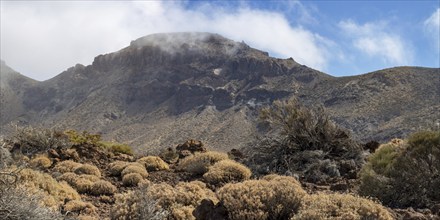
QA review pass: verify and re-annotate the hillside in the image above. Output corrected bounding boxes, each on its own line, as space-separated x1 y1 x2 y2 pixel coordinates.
0 33 439 153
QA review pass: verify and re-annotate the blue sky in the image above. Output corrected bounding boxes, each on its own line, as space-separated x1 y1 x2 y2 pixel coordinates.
1 1 439 80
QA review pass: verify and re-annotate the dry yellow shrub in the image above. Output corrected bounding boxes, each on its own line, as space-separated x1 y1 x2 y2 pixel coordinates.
171 205 195 220
178 151 228 175
64 200 97 215
74 164 101 177
56 172 98 194
111 190 169 220
18 168 80 209
90 180 117 196
217 175 307 220
291 193 393 220
203 159 251 185
53 160 82 173
137 156 170 171
77 215 98 220
30 154 52 169
79 174 101 182
109 161 129 176
122 173 143 186
121 164 148 178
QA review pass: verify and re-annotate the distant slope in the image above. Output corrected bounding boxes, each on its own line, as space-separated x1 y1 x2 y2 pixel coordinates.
1 33 438 153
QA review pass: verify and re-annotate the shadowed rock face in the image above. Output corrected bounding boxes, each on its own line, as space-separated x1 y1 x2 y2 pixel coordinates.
1 33 439 153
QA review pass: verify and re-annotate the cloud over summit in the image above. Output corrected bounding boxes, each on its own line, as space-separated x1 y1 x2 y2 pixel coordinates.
1 1 330 80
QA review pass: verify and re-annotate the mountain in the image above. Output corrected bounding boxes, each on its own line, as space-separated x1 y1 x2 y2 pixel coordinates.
1 33 439 153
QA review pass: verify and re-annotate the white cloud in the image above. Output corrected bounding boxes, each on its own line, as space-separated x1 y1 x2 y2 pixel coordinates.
0 1 330 80
338 20 412 65
424 8 440 49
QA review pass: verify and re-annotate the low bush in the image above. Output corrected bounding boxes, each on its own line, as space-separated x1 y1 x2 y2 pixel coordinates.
111 181 216 220
359 131 440 208
53 160 82 173
64 200 97 216
217 175 306 220
178 151 228 175
0 170 64 220
203 160 251 186
121 164 148 178
30 154 52 169
244 98 364 183
90 180 117 196
292 193 393 220
74 164 101 177
122 173 144 187
57 172 98 194
137 156 169 172
17 168 81 209
109 161 129 176
12 126 70 156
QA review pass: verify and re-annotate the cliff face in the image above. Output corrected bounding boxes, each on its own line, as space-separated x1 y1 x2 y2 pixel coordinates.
1 33 438 153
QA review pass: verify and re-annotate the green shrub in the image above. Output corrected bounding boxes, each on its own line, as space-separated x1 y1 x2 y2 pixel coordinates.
203 160 252 186
359 131 440 208
100 141 133 155
292 193 393 220
217 175 306 220
65 130 101 146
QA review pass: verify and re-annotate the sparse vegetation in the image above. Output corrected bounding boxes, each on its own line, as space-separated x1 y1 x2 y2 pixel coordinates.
1 124 437 219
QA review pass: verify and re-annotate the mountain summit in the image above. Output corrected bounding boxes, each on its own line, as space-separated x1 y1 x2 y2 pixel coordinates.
1 33 439 153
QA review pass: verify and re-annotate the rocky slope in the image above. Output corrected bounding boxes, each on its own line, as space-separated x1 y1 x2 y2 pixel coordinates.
1 32 439 153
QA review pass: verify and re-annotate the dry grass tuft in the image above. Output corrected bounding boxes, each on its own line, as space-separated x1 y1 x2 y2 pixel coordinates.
53 160 82 173
178 151 228 175
30 154 53 169
18 168 80 209
292 193 393 220
74 164 101 177
137 156 169 171
203 159 252 186
217 175 306 220
121 164 148 178
109 161 129 176
64 200 97 216
122 173 144 187
90 180 117 196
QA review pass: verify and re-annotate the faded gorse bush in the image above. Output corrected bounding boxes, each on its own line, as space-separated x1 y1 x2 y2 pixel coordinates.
244 97 364 183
